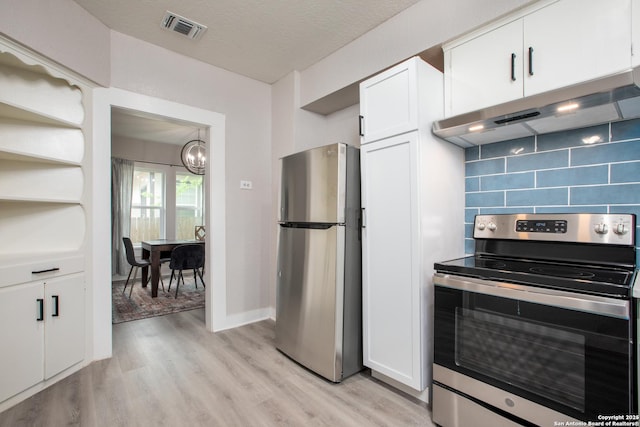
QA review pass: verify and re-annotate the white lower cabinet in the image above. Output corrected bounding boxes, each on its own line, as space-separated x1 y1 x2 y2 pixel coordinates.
361 133 423 390
360 131 464 393
0 273 84 403
0 282 44 403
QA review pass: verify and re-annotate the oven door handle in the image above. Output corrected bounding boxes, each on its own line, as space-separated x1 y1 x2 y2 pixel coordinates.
434 273 630 319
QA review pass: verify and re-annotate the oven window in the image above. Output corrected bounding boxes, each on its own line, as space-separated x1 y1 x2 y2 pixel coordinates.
455 307 586 412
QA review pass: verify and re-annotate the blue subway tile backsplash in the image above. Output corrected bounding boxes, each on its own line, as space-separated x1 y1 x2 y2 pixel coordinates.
465 158 505 176
536 124 609 151
480 136 535 159
571 140 640 166
506 188 568 206
536 165 608 187
611 162 640 183
507 150 569 172
481 172 534 191
611 118 640 142
464 118 640 256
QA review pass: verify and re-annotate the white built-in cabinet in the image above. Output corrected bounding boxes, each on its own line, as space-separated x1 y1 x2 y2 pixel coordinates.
359 57 464 394
0 267 85 403
0 46 87 407
444 0 632 117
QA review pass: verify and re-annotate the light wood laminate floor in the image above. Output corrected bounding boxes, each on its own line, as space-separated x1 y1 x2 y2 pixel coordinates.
0 309 435 426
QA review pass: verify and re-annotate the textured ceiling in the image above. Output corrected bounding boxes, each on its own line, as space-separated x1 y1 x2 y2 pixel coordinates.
72 0 422 84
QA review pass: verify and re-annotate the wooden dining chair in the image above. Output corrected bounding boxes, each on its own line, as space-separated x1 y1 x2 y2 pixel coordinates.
167 244 205 298
122 237 165 297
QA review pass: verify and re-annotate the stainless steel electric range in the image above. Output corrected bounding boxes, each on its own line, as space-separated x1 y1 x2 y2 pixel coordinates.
433 213 638 427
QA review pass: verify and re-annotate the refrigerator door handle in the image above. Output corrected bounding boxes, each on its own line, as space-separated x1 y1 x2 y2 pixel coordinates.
279 222 334 230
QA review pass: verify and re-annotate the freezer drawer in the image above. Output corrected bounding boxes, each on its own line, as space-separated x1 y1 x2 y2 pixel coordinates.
275 224 345 382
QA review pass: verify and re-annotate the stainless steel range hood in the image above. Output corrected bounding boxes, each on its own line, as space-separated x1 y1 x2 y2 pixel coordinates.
432 67 640 147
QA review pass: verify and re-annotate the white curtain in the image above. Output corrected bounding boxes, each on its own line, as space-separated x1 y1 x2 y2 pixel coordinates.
111 158 135 275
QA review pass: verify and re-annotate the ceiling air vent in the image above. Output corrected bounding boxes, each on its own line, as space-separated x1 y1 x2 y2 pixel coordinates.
161 11 207 40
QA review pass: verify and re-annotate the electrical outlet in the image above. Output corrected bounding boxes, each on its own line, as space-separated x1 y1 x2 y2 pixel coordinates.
240 180 253 190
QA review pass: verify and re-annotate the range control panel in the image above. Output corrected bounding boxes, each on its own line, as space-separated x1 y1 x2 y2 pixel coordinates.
515 219 567 233
474 213 635 245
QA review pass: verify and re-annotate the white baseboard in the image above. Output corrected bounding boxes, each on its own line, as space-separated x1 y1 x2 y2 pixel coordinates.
215 307 273 332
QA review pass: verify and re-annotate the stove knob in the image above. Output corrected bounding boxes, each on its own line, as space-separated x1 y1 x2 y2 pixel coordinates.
487 222 497 231
614 223 627 235
594 223 608 234
477 223 486 231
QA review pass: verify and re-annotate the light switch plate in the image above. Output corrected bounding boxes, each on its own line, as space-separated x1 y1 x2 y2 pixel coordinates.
240 180 253 190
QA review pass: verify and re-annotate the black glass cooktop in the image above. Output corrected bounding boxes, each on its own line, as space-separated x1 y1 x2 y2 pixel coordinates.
435 255 635 298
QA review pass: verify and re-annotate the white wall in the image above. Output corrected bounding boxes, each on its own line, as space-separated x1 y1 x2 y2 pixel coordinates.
326 104 361 148
109 32 273 321
0 0 110 86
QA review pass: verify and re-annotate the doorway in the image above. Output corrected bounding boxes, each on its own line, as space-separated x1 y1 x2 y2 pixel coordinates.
92 87 226 360
110 107 207 322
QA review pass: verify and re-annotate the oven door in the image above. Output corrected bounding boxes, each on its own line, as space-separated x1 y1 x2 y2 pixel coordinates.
433 273 635 424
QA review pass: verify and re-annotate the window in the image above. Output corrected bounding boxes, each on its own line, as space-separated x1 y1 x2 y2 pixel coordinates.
176 173 204 240
131 168 165 243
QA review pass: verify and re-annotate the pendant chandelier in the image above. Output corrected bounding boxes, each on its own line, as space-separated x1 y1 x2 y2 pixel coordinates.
181 129 206 175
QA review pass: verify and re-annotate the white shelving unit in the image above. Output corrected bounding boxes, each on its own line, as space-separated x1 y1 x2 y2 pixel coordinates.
0 47 87 408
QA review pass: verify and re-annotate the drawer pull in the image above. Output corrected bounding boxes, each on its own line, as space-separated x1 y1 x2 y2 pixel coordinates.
36 299 44 321
32 267 60 274
52 295 59 317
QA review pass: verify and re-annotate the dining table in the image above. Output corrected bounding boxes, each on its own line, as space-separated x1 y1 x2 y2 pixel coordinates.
140 239 205 297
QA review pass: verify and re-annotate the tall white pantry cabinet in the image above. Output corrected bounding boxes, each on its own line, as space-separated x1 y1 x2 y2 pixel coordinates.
0 44 88 408
359 57 464 395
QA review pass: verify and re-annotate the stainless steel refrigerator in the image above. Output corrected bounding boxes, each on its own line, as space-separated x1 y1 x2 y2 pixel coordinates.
275 143 362 382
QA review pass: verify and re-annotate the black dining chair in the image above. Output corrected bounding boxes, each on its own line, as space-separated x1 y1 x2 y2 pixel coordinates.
168 244 205 298
122 237 165 297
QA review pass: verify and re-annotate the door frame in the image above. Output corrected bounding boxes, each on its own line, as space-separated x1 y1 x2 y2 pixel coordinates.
92 87 226 359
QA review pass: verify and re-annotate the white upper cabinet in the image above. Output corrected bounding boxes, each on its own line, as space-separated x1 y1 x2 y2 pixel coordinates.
359 58 420 144
523 0 631 97
446 20 523 117
445 0 632 117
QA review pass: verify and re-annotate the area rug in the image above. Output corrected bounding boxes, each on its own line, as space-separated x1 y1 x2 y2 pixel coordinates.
112 275 205 324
